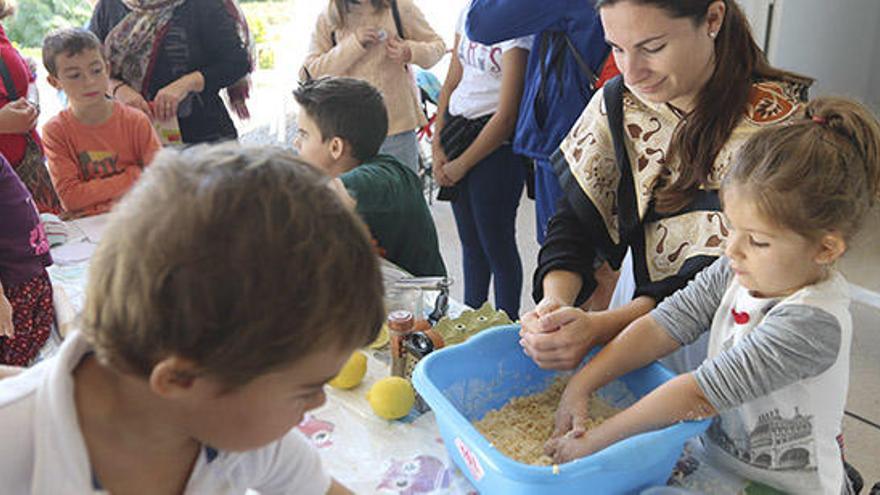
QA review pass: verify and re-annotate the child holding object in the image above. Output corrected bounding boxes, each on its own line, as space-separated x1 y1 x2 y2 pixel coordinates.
545 97 879 495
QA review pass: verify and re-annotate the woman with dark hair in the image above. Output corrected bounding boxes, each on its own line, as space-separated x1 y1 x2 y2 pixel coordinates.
300 0 445 173
89 0 252 144
520 0 812 372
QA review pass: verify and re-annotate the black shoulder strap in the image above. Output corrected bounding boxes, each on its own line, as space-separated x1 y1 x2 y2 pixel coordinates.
0 55 21 101
390 0 405 39
603 75 625 168
603 74 639 246
562 33 597 91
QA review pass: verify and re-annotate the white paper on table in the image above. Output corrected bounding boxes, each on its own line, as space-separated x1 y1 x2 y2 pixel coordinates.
68 214 111 244
50 241 97 266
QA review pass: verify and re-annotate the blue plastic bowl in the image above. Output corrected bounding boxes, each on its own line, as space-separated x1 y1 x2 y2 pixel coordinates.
412 325 710 494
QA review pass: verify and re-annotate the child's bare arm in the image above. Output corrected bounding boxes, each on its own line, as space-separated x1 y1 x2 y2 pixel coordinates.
551 313 682 438
547 372 716 463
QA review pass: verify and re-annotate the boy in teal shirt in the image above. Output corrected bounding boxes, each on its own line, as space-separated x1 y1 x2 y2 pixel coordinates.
294 77 446 277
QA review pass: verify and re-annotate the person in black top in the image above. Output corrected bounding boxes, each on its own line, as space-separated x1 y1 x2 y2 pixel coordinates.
520 0 811 373
89 0 251 144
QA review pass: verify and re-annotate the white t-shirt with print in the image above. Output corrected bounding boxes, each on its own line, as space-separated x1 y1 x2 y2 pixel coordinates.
702 275 851 495
448 4 533 119
0 331 332 495
653 258 852 494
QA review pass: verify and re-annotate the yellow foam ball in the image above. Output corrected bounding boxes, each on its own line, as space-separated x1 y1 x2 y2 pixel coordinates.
367 376 415 420
328 351 368 390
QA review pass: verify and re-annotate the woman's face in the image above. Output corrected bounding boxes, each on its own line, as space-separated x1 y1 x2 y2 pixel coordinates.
601 1 724 112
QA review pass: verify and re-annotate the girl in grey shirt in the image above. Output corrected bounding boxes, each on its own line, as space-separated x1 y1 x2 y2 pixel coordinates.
542 96 880 495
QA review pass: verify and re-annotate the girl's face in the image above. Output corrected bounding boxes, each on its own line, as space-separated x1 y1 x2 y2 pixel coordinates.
600 1 723 112
722 187 834 298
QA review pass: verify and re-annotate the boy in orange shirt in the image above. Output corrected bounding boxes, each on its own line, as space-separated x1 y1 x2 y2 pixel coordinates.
41 28 160 217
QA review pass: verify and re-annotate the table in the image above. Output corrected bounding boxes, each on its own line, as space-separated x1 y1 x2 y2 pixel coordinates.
46 216 758 495
46 215 480 494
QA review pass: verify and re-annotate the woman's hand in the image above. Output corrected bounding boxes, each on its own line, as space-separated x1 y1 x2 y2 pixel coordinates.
152 73 199 122
114 84 153 118
386 36 412 63
355 28 381 48
1 292 14 338
520 295 565 334
438 158 468 186
0 98 38 134
520 306 602 370
431 144 451 185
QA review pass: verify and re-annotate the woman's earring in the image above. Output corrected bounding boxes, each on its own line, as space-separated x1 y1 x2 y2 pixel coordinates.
709 31 718 39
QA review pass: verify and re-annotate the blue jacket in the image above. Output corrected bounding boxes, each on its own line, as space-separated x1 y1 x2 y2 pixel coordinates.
466 0 611 163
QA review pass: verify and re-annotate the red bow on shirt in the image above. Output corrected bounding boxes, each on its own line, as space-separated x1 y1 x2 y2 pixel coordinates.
731 308 750 325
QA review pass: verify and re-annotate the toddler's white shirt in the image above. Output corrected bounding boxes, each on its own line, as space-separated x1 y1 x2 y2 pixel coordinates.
0 331 332 495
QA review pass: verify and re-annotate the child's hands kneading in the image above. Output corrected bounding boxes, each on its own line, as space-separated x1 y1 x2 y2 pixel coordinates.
550 380 591 441
544 427 602 464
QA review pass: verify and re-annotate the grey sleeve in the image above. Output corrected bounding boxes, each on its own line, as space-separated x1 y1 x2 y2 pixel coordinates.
651 257 734 346
694 305 842 411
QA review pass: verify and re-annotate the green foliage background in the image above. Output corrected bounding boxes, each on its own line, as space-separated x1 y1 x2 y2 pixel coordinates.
4 0 292 71
6 0 92 48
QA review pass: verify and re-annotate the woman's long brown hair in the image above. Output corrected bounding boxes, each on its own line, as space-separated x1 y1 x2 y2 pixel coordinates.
595 0 813 213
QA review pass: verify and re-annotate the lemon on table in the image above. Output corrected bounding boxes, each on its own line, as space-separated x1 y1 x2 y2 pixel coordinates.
328 351 367 390
368 323 389 349
367 376 415 420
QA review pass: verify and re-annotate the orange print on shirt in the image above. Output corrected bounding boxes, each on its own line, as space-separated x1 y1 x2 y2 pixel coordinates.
77 151 120 181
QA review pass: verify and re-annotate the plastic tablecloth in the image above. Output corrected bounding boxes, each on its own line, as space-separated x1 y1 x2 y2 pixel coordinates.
46 216 760 495
46 216 480 494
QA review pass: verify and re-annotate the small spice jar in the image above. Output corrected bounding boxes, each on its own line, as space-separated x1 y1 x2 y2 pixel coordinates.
387 310 415 377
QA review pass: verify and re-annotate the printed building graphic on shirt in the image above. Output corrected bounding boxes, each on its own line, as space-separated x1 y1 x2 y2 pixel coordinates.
709 407 817 471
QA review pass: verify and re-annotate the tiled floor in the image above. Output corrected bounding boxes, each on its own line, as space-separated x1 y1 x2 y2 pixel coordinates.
430 192 880 488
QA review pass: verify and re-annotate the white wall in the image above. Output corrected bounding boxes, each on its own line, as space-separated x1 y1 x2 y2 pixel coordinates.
738 0 772 49
870 7 880 115
766 0 880 111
